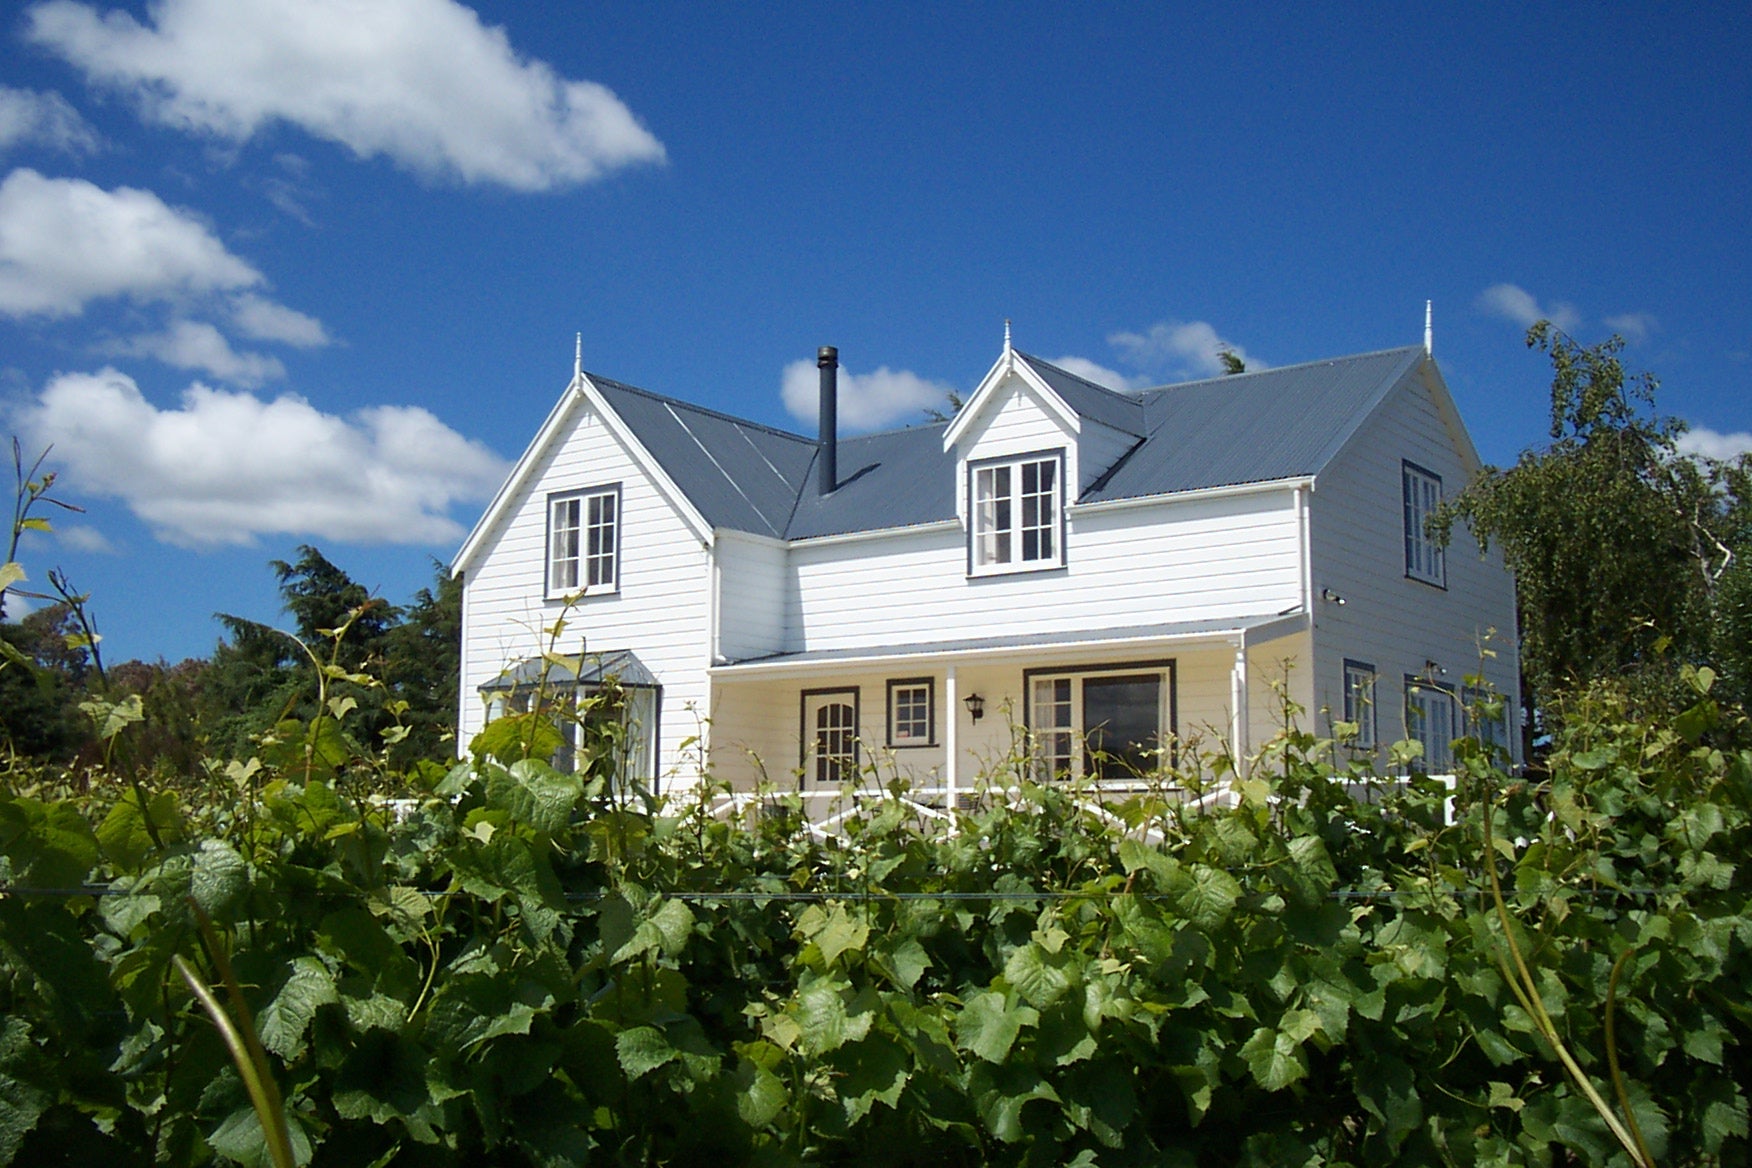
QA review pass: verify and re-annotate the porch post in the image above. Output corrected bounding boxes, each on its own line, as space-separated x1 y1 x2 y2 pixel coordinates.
944 664 959 811
1231 636 1250 778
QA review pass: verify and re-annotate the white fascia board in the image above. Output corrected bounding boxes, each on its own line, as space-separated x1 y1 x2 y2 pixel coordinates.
452 374 585 576
708 613 1312 682
789 518 961 550
1069 476 1316 517
574 374 715 547
1416 358 1485 479
452 373 714 578
941 351 1082 451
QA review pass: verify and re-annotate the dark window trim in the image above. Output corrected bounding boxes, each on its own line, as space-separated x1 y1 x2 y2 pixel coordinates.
545 482 622 601
1401 460 1447 590
885 676 936 748
965 447 1069 577
1341 658 1377 748
799 686 860 788
1021 658 1179 772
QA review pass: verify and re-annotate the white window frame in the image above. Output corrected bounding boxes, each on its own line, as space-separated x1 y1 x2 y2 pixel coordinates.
968 451 1066 575
1404 677 1456 773
1342 659 1377 750
886 677 935 748
503 680 661 791
547 485 620 599
1024 661 1176 783
1402 461 1445 587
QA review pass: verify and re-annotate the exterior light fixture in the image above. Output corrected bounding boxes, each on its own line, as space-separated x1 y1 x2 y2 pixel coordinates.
1320 588 1346 606
963 693 986 722
1425 659 1445 677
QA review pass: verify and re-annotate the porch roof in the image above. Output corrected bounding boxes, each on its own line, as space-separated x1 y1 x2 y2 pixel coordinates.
710 612 1309 679
479 648 659 692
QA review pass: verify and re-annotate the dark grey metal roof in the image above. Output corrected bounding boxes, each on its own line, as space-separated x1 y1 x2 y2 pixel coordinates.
1092 347 1426 500
588 345 1427 541
715 613 1309 670
592 377 815 538
479 648 658 691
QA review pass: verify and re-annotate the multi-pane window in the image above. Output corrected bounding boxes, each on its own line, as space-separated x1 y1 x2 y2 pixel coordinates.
802 689 859 787
971 453 1063 572
549 487 619 597
887 678 934 747
1464 685 1510 757
1405 680 1456 772
1027 664 1173 782
1342 660 1377 749
1402 462 1445 586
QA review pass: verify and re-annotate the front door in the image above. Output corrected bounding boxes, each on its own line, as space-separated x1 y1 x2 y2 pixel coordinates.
801 688 859 788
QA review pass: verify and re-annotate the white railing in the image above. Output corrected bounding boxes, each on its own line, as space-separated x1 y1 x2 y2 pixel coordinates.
694 773 1457 842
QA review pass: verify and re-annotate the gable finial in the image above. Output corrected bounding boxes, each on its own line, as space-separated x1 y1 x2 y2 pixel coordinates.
1003 318 1012 356
574 332 583 379
1423 300 1433 356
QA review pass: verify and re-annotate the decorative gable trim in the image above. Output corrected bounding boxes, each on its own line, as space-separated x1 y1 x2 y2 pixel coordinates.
941 349 1082 452
451 372 714 578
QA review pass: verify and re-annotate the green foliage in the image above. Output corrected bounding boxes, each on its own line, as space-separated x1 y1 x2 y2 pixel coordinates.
1435 324 1750 735
2 678 1747 1166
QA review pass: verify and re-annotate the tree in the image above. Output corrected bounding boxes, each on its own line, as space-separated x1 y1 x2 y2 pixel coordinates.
1434 323 1745 735
1218 346 1246 375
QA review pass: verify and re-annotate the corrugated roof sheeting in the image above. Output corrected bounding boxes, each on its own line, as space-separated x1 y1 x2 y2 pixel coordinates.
786 423 958 539
587 345 1425 541
1017 353 1146 436
1090 347 1424 500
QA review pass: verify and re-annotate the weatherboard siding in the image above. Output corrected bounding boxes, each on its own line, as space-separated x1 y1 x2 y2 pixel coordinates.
781 489 1303 655
1307 368 1521 760
715 533 788 661
458 405 713 784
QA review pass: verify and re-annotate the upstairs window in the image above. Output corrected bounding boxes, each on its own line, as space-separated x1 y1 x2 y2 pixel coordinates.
1402 462 1445 587
548 486 620 598
970 452 1064 574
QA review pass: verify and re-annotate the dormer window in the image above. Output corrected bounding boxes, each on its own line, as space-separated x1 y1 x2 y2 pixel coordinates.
969 451 1065 574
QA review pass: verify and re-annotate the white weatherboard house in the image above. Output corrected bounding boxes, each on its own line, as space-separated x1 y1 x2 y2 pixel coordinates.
452 336 1519 796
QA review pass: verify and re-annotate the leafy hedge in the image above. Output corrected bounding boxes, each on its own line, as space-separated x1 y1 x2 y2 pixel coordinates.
1 678 1748 1166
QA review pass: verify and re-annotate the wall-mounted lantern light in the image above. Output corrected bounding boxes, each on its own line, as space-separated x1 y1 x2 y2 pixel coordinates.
963 693 986 722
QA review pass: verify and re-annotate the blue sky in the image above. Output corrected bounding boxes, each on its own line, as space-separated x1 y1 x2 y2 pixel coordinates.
2 1 1748 666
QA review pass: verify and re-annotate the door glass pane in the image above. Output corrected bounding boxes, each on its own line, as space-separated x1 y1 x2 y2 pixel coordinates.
1082 674 1161 780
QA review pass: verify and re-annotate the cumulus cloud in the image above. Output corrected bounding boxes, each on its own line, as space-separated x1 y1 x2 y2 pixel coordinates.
231 293 329 347
0 85 99 154
16 367 509 546
103 319 286 385
1677 426 1752 463
1476 283 1581 333
58 524 115 553
1106 319 1265 382
27 0 666 190
0 168 260 317
1603 312 1658 345
782 360 957 431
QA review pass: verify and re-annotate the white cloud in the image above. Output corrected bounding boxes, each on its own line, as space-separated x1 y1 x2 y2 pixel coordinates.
1677 426 1752 463
0 167 261 317
27 0 666 191
104 319 286 385
1476 283 1581 332
16 367 509 546
783 360 957 431
0 85 99 154
1603 312 1658 345
1046 355 1139 392
231 293 329 347
1106 319 1265 381
58 524 115 553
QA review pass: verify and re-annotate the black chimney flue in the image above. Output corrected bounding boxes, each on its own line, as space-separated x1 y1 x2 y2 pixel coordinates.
817 345 838 495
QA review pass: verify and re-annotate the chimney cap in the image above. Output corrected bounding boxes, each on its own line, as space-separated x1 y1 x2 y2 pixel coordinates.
817 345 838 367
